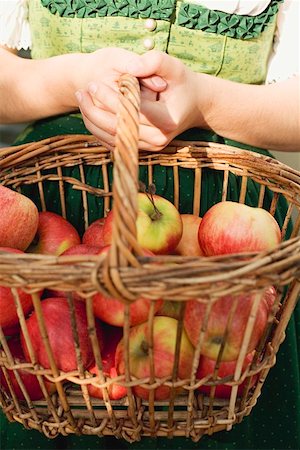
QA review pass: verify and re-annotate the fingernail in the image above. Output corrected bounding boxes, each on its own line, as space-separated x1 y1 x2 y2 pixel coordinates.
75 90 82 103
88 82 97 95
151 76 167 88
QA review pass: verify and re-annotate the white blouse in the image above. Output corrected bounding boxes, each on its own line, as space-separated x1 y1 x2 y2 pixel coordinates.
0 0 299 83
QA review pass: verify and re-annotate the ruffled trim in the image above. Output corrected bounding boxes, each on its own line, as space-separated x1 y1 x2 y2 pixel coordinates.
40 0 175 20
0 0 31 50
178 0 284 39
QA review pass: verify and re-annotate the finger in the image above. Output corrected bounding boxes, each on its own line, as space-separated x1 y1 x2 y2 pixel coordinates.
76 90 117 136
81 112 115 149
126 50 180 79
140 75 167 92
140 85 159 101
87 82 119 113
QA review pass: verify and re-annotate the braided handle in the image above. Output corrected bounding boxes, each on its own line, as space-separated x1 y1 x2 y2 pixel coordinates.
103 74 144 301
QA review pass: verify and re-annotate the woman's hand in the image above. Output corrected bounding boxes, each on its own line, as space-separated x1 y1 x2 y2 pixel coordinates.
76 50 203 151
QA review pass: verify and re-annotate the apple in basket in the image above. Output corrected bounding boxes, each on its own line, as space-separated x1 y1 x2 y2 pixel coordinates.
43 244 104 300
102 193 183 255
87 325 127 400
82 218 106 248
155 300 182 320
196 351 258 399
0 248 35 329
198 201 281 256
21 297 104 372
27 211 81 256
184 286 276 362
92 246 163 327
115 316 194 401
0 185 39 251
0 336 56 401
174 214 203 257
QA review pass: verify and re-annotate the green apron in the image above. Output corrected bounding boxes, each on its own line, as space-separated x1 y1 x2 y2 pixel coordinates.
1 1 299 449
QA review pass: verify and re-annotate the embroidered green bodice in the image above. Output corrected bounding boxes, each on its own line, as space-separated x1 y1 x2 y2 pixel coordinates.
28 0 282 83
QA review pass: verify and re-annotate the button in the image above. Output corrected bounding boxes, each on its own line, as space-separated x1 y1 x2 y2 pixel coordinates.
144 18 157 31
143 38 155 50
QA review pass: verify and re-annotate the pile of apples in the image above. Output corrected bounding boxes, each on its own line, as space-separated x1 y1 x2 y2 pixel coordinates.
0 184 282 402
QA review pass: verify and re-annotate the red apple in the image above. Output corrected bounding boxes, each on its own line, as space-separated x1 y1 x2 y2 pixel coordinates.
87 325 127 400
174 214 203 256
198 201 281 256
0 247 34 329
0 336 56 401
21 297 103 372
27 211 81 256
115 316 194 400
184 287 275 362
0 185 39 251
92 246 162 327
101 211 114 246
83 218 106 248
196 352 258 399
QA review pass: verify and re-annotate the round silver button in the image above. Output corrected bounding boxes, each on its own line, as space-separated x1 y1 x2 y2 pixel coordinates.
144 18 157 31
143 38 155 50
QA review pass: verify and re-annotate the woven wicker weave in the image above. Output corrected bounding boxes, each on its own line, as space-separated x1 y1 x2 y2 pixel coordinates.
0 75 299 442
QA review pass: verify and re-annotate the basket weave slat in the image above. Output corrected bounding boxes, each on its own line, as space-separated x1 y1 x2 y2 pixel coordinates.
0 74 299 441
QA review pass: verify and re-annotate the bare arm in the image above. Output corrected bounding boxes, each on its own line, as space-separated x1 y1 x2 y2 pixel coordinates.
199 73 300 152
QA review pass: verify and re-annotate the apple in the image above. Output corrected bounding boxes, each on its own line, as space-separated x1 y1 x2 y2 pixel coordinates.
0 336 56 401
101 211 114 246
0 185 39 251
82 218 106 248
0 248 35 329
27 211 81 256
174 214 203 256
198 201 281 256
115 316 194 400
21 297 104 372
92 246 162 327
136 193 183 255
184 287 276 361
196 351 258 399
87 325 127 400
102 194 183 255
155 300 182 320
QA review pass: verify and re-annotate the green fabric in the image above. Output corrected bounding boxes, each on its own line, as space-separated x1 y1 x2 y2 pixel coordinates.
39 0 282 41
28 0 277 83
1 116 299 450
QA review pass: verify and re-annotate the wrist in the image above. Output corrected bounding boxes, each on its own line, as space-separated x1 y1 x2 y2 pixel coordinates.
193 72 216 130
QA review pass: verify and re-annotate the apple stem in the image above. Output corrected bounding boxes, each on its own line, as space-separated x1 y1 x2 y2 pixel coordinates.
139 182 162 221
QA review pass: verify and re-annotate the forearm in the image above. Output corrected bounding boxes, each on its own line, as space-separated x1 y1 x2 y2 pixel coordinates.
0 48 84 123
197 74 300 152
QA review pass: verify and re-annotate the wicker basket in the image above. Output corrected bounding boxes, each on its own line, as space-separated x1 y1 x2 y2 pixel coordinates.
0 75 300 443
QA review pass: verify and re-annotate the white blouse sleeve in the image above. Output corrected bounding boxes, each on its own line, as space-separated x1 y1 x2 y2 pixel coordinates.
266 0 299 83
0 0 31 50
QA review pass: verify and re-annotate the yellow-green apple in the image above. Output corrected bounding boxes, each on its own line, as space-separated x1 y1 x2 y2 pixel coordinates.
102 194 183 255
0 248 34 329
198 201 281 256
0 185 38 251
82 218 106 248
115 316 194 400
27 211 81 256
155 300 181 320
0 336 56 401
87 325 127 400
174 214 203 256
21 297 104 372
184 287 276 362
196 351 258 399
136 193 183 255
92 246 163 327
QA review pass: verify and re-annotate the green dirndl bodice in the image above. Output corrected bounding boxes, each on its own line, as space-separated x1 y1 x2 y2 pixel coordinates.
1 1 299 449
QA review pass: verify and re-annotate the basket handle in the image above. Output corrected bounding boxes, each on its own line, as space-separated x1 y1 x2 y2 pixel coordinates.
103 74 145 301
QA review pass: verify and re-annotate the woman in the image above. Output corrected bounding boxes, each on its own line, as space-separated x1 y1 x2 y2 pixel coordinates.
0 1 299 449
